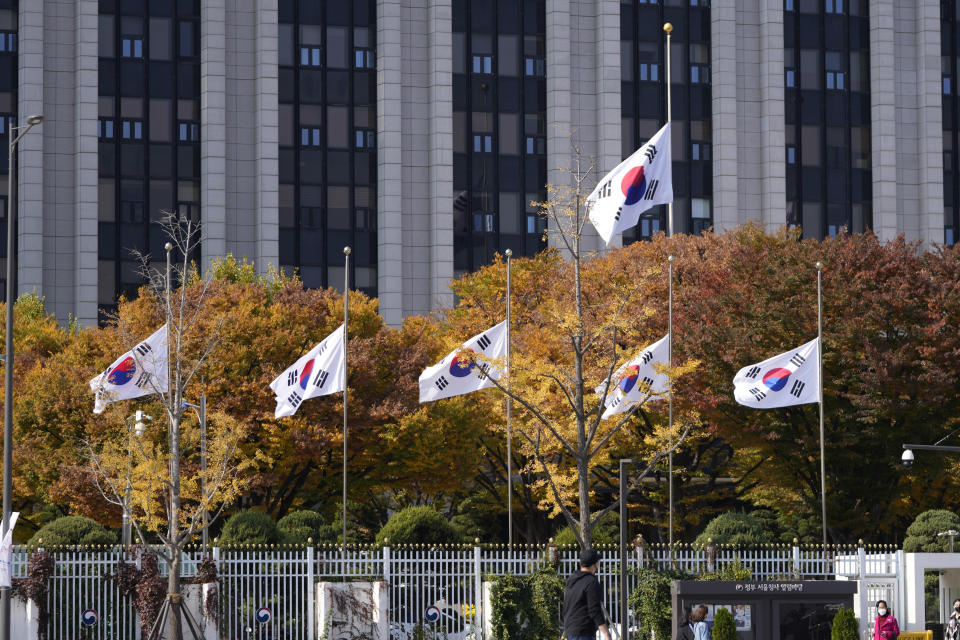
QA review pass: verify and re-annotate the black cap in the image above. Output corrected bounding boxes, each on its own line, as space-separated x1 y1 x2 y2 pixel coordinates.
579 549 601 567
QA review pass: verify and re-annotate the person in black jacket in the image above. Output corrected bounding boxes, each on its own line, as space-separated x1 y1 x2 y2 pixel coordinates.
676 606 695 640
562 549 611 640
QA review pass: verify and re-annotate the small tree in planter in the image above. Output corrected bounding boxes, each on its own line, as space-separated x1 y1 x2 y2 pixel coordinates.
712 607 736 640
831 607 858 640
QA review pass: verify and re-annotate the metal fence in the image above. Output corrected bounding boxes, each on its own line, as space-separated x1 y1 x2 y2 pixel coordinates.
9 543 900 639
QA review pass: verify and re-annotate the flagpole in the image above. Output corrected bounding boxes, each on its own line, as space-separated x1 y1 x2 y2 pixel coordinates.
664 21 675 551
816 261 827 566
342 246 351 565
505 248 513 550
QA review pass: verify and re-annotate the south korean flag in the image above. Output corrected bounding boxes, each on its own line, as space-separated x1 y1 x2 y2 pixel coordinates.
733 337 820 409
595 334 670 420
89 325 169 414
587 122 673 245
419 321 507 403
270 324 346 418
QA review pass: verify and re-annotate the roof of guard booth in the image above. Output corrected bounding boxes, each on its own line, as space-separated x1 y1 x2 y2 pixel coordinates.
671 580 858 596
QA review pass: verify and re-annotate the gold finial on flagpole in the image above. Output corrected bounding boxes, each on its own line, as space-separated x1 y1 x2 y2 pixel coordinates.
663 22 673 33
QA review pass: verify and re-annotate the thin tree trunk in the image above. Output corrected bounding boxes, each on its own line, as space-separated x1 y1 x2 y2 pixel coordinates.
167 551 182 640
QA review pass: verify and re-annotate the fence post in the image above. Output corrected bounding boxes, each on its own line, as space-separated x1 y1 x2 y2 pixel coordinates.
792 540 800 579
858 540 868 638
307 544 315 640
474 545 482 640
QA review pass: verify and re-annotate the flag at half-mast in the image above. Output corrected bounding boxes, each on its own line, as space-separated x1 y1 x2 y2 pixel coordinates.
587 122 673 245
732 337 819 409
419 321 507 403
270 324 346 419
89 324 168 414
595 334 670 419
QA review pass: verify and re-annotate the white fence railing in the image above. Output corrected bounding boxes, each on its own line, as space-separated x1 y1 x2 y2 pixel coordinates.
9 543 900 640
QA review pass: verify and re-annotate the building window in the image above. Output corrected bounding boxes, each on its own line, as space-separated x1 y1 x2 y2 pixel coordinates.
354 48 375 69
525 136 545 155
472 55 493 74
945 76 952 95
120 201 144 223
637 0 658 4
787 145 796 164
474 212 494 232
355 129 375 149
826 71 845 90
786 68 795 88
639 63 659 82
98 119 115 139
178 122 199 142
524 56 545 77
300 127 322 147
690 0 709 5
121 38 143 58
690 64 710 84
121 120 143 140
825 0 843 13
692 198 711 233
785 0 794 9
0 32 16 53
692 142 711 161
473 134 493 153
300 46 322 67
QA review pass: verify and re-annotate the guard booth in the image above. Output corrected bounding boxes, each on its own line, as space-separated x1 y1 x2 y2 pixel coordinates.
671 580 857 640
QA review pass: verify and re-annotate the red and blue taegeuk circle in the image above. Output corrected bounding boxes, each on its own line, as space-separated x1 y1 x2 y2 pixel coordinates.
299 358 315 390
620 166 647 206
618 365 640 393
449 349 476 378
106 357 137 386
762 368 791 392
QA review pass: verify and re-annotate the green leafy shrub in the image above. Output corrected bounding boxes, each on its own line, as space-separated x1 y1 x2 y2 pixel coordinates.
694 512 770 547
830 607 858 640
489 567 564 640
713 607 737 640
903 509 960 552
553 511 619 546
277 510 331 545
27 516 116 547
219 510 283 546
374 506 461 546
628 567 689 640
697 558 752 581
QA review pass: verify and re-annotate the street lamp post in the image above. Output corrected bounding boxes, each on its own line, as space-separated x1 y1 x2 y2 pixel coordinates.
1 113 42 640
123 411 153 547
183 395 207 549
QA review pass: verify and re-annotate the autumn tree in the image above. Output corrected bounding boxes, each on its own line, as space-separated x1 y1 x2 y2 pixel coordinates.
444 155 700 548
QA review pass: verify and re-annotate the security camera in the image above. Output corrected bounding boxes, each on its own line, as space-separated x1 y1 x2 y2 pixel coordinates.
902 449 915 468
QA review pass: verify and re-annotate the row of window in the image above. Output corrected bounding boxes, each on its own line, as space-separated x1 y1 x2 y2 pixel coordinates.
98 118 199 142
298 127 375 149
298 46 375 69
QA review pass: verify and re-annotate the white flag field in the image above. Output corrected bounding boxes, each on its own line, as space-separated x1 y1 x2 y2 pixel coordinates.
587 122 673 245
0 511 18 588
89 325 168 414
595 334 670 419
271 324 346 419
419 321 507 403
733 337 820 409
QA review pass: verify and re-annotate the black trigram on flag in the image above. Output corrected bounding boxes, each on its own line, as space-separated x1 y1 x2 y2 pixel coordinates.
641 351 653 365
476 334 492 351
134 342 153 356
287 390 303 409
640 376 654 392
614 206 623 221
597 180 612 199
435 376 449 391
643 180 660 201
312 369 329 389
287 370 299 386
748 387 767 402
789 380 806 398
789 353 806 368
644 145 658 163
477 362 491 380
134 371 152 389
744 366 761 380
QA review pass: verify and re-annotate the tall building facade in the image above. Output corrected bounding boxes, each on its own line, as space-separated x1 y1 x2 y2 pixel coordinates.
6 0 951 328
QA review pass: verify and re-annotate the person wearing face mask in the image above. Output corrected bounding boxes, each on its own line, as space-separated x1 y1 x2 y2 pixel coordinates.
947 599 960 640
873 600 899 640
